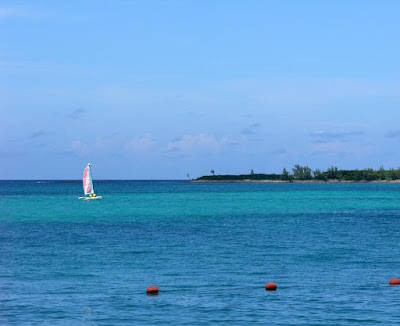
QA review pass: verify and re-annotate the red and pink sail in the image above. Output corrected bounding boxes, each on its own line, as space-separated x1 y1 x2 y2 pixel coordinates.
83 164 94 195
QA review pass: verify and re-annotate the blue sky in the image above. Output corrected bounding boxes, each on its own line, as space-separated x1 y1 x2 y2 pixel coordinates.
1 1 400 179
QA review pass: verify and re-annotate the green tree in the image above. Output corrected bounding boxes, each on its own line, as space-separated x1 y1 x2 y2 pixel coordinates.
378 166 385 180
292 165 302 179
281 168 290 181
210 169 215 175
326 166 339 179
354 169 363 181
389 168 398 180
292 165 312 180
250 169 254 175
313 169 327 181
364 168 375 181
304 166 312 180
394 167 400 180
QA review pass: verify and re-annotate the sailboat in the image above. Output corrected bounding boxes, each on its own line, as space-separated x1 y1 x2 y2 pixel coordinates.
78 163 102 200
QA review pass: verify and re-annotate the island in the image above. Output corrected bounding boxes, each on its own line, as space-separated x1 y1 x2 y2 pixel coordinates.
189 166 400 183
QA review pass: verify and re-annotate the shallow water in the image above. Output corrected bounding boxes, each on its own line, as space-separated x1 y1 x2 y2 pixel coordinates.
1 181 400 325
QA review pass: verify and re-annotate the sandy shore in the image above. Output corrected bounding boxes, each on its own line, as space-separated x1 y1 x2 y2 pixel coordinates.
188 179 400 183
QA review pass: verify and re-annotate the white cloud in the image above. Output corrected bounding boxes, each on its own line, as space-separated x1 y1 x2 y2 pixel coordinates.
125 133 155 152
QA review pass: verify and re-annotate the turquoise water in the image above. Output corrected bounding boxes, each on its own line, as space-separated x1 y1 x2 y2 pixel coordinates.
1 181 400 325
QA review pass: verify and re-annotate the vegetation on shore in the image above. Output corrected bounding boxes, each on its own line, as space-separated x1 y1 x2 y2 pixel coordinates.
196 166 400 182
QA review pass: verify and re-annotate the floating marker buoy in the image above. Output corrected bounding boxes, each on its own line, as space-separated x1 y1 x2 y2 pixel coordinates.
265 282 277 291
389 278 400 285
147 286 159 294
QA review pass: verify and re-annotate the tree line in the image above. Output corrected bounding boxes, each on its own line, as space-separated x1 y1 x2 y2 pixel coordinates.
197 166 400 181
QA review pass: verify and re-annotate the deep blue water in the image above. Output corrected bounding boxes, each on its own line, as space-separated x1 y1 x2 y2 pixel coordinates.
1 181 400 325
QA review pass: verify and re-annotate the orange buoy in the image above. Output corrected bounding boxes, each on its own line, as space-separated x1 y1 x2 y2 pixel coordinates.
146 286 159 294
389 278 400 285
265 282 277 291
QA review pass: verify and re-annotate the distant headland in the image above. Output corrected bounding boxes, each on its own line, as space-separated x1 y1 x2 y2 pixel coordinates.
189 166 400 183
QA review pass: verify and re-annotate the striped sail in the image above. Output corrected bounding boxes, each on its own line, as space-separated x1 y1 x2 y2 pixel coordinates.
83 165 94 195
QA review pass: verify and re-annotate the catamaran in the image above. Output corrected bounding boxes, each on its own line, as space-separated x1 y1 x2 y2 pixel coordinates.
78 163 102 200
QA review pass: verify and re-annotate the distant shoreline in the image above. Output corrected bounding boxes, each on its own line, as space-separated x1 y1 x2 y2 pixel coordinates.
191 166 400 183
188 179 400 184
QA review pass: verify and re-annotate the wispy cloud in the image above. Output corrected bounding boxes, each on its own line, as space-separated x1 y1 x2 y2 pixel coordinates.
0 148 27 157
0 6 56 20
0 6 37 19
0 7 18 18
70 140 89 156
69 133 157 157
219 78 400 105
94 134 125 154
29 130 47 139
268 148 287 155
125 133 156 152
385 130 400 138
68 108 85 120
310 130 364 143
241 123 261 135
0 7 26 18
167 133 240 154
311 141 372 157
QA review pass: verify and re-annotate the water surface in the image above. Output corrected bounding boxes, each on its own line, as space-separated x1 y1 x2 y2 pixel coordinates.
1 181 400 325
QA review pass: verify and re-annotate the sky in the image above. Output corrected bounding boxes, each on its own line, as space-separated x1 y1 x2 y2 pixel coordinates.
1 0 400 179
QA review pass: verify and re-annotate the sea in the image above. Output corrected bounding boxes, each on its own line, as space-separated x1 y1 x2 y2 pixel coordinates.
1 180 400 325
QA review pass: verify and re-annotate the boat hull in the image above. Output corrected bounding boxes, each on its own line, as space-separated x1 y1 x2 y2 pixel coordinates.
78 196 102 200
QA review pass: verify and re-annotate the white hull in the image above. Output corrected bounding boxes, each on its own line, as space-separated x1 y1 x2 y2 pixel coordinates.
78 196 102 200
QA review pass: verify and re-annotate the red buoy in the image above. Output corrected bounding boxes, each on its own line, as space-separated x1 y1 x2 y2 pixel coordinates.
146 286 159 294
389 278 400 285
265 282 277 291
